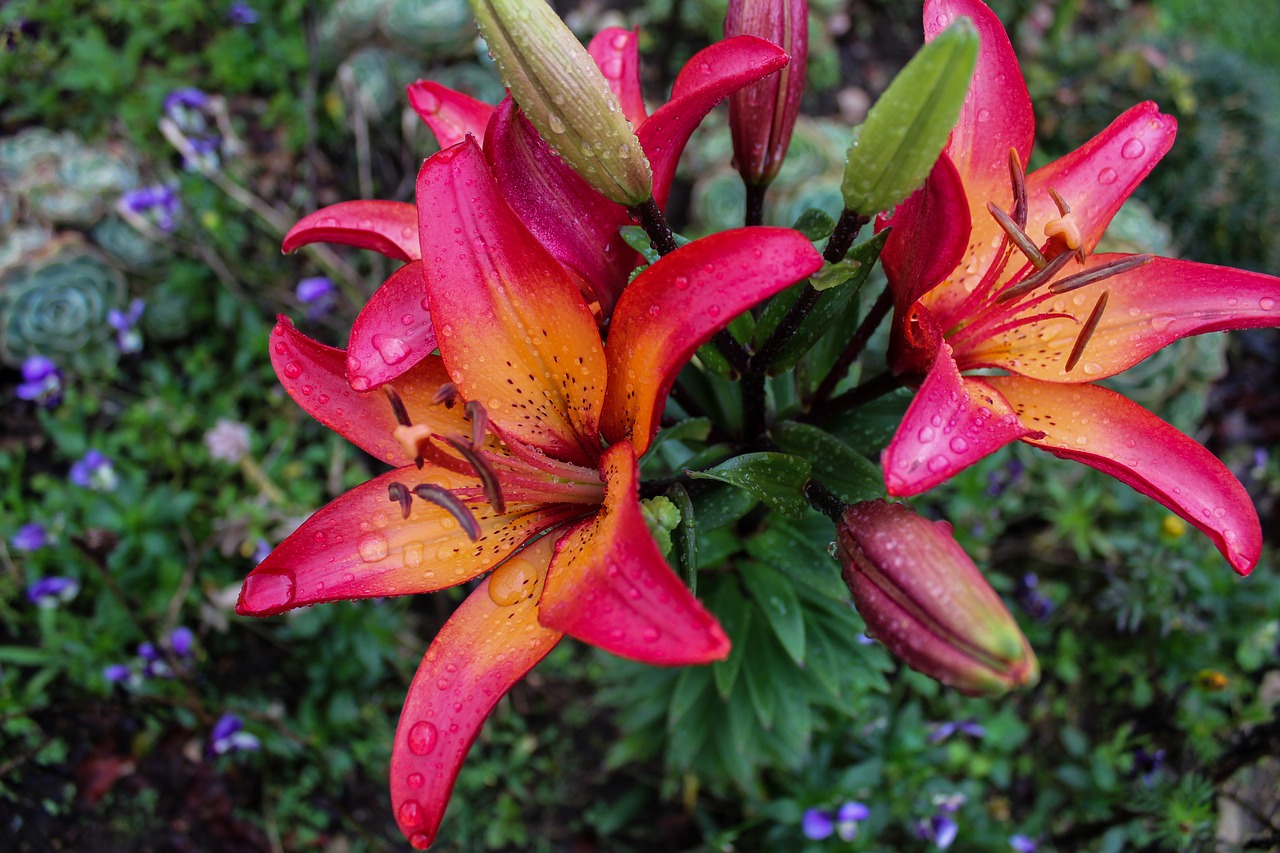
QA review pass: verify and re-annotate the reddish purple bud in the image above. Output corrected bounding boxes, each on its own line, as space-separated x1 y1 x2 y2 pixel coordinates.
836 500 1038 696
725 0 808 186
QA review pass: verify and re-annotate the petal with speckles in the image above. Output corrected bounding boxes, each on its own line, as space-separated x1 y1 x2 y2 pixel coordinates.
282 200 420 260
988 375 1261 574
389 536 561 850
236 468 586 616
406 81 495 149
588 27 647 128
417 140 607 467
539 442 730 665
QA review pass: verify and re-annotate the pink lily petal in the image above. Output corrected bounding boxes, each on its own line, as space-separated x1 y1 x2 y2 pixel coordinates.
601 226 822 456
1024 102 1177 256
346 260 438 392
987 375 1261 574
588 27 648 128
282 200 420 261
484 98 640 314
880 152 971 313
539 442 730 664
236 468 587 616
268 316 466 465
417 140 607 467
639 35 789 208
406 81 495 149
390 536 562 850
966 255 1280 382
882 343 1039 495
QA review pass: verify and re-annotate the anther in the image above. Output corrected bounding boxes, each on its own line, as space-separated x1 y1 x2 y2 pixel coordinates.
394 424 432 469
1043 187 1082 252
442 435 506 515
464 400 488 451
1007 148 1028 228
1065 290 1109 373
385 387 412 427
412 484 483 540
988 202 1047 269
1049 254 1155 295
995 249 1076 303
387 481 413 519
432 382 458 408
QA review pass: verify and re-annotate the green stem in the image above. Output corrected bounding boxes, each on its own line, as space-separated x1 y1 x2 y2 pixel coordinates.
811 285 894 406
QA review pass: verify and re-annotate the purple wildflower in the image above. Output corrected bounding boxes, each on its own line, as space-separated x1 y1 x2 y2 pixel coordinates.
1133 747 1167 785
928 719 986 744
986 457 1025 497
26 577 80 607
1016 573 1054 621
835 801 870 841
169 626 195 656
1010 835 1037 852
163 87 210 116
11 523 48 551
296 276 337 319
70 450 117 491
137 641 161 663
802 807 835 841
209 713 261 754
803 801 868 842
16 355 64 407
228 2 259 24
252 538 271 564
103 663 132 683
107 298 145 354
120 184 181 232
917 814 959 849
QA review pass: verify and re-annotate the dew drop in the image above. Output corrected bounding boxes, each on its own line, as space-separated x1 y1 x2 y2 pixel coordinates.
401 313 414 326
488 556 538 607
407 721 438 755
373 334 411 366
240 569 296 613
918 426 936 443
283 361 303 379
404 541 425 568
398 799 423 827
1150 314 1175 332
358 533 389 562
1120 138 1146 160
602 57 623 79
641 626 661 643
1097 168 1118 185
273 341 287 355
610 32 629 49
927 455 949 473
407 772 424 789
949 437 969 454
1261 297 1277 310
977 108 991 122
548 113 566 134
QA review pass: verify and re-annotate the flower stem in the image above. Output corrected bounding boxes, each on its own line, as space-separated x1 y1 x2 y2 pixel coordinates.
811 285 894 406
823 209 870 264
628 196 678 256
744 183 767 227
804 477 847 522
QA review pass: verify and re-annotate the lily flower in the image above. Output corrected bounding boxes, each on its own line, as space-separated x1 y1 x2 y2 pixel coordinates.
238 140 822 848
878 0 1280 574
280 29 791 394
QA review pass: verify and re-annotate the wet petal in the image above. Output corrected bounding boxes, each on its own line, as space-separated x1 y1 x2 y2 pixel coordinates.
268 316 468 465
389 536 561 850
406 81 495 149
588 27 647 128
883 344 1038 495
539 442 729 665
345 261 438 392
968 255 1280 381
601 227 822 456
236 468 586 616
417 140 607 466
988 376 1261 574
879 152 971 311
485 98 639 314
282 200 420 260
1023 102 1177 255
639 35 789 207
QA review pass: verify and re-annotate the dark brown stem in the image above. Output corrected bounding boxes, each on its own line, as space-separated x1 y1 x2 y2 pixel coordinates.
628 196 678 256
824 209 870 264
811 286 894 406
804 478 847 521
742 373 767 446
745 182 767 227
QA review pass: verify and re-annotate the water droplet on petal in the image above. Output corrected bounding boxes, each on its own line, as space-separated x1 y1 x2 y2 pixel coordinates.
283 361 303 379
407 772 424 789
398 799 423 827
918 426 936 443
949 437 969 454
1261 297 1276 310
1120 138 1146 160
548 114 566 134
407 721 438 755
927 455 949 473
641 626 661 643
240 569 296 613
358 533 389 562
1097 168 1118 185
373 335 411 366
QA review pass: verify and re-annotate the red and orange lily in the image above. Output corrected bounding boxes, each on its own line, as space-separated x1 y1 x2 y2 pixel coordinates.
239 139 822 847
878 0 1280 574
280 30 789 393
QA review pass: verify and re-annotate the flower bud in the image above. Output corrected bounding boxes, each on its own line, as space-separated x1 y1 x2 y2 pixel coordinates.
836 500 1038 695
725 0 808 187
469 0 653 206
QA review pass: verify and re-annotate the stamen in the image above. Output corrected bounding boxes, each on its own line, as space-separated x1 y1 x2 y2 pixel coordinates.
393 424 432 469
1065 290 1109 373
988 202 1047 269
412 484 483 540
387 481 413 519
1049 254 1155 295
432 382 458 408
465 400 488 451
384 387 412 427
995 249 1076 303
442 435 506 514
1007 148 1028 229
1043 187 1082 251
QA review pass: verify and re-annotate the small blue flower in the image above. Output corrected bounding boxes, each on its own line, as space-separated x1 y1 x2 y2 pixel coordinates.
835 801 869 841
228 2 259 24
17 355 64 407
803 801 868 842
932 816 958 849
11 522 48 551
210 713 261 754
120 184 181 232
252 538 272 564
70 450 117 491
1009 834 1037 852
296 276 337 319
169 625 195 656
1016 573 1054 621
103 663 132 683
928 719 985 744
26 576 80 607
802 807 835 841
163 87 210 116
107 298 145 353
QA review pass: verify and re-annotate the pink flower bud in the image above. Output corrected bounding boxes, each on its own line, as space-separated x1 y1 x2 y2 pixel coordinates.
837 500 1038 696
725 0 808 187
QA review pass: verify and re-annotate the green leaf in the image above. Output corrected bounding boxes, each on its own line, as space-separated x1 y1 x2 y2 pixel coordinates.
668 665 712 727
740 560 806 665
687 452 812 519
0 646 62 667
666 483 698 592
710 580 753 699
745 523 848 601
841 18 979 214
772 421 884 503
819 387 913 455
791 208 837 241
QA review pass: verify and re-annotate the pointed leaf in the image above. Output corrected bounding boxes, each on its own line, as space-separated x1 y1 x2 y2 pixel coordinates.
710 579 753 699
282 200 420 260
345 261 437 392
686 452 812 519
406 80 495 149
741 560 806 665
773 421 883 503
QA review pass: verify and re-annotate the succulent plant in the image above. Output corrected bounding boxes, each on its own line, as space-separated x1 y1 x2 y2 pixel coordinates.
320 0 474 62
0 128 139 227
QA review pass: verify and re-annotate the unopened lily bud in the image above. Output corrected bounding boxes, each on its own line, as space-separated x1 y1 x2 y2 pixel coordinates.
725 0 808 187
840 18 977 215
836 500 1038 696
469 0 653 206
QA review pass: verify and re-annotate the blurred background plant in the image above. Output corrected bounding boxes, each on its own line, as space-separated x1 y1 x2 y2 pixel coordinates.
2 0 1279 850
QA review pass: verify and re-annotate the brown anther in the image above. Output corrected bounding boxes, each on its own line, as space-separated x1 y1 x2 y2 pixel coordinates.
995 249 1076 303
1048 187 1071 216
432 382 458 408
412 484 483 540
384 387 412 427
387 481 413 519
1007 148 1028 228
1065 290 1109 373
987 202 1047 269
1049 254 1155 295
464 400 488 451
442 435 506 515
